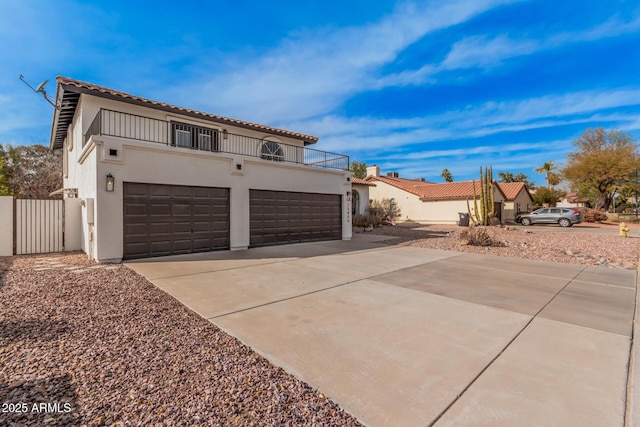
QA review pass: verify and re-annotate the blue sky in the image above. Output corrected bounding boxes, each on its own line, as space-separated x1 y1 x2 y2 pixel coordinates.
1 0 639 186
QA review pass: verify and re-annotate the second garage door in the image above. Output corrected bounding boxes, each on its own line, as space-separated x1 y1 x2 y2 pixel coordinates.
250 189 341 247
123 183 229 259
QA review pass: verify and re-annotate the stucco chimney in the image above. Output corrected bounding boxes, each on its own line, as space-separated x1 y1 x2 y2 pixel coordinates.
366 165 380 177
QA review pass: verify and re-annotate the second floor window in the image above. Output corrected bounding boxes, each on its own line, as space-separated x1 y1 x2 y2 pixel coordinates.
261 140 284 161
171 122 219 152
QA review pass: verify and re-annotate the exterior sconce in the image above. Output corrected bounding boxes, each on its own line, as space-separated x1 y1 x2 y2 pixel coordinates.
346 191 351 197
222 129 228 140
106 173 115 192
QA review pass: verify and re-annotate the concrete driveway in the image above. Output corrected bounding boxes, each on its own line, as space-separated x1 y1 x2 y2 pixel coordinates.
127 235 638 427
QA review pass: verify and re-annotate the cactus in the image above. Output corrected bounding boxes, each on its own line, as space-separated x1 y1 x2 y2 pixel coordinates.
466 166 495 225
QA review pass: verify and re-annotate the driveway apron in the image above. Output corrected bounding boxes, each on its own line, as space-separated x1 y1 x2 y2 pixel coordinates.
127 235 637 427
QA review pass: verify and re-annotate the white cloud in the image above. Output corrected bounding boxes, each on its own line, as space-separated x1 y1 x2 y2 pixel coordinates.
440 35 538 70
178 0 522 123
380 13 640 88
283 87 640 154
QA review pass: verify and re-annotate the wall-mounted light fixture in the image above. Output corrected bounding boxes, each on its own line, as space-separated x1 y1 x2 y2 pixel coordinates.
346 191 351 197
106 173 115 192
222 129 228 140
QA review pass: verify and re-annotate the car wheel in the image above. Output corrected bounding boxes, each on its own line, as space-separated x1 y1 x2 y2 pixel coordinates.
559 218 571 227
521 218 532 226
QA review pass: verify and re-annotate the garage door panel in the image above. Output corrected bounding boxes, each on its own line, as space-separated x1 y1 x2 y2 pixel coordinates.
124 183 229 259
125 223 147 235
148 203 171 216
125 183 149 196
126 242 149 257
125 203 147 217
148 185 171 198
169 186 192 198
149 222 171 235
192 204 212 216
171 203 191 216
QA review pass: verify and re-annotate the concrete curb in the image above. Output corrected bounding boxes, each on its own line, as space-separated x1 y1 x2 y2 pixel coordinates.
624 257 640 426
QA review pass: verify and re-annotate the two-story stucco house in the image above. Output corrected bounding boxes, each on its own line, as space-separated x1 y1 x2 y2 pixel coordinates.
50 77 352 262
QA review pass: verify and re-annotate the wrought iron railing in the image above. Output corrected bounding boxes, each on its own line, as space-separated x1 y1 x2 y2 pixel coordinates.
84 109 349 170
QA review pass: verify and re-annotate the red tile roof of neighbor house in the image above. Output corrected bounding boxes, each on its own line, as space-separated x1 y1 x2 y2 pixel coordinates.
365 175 436 197
51 76 319 149
565 192 589 203
367 175 512 201
495 182 533 201
351 177 376 186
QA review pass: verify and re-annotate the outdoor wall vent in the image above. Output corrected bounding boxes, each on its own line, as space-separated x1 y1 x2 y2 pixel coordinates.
109 149 118 157
236 163 242 171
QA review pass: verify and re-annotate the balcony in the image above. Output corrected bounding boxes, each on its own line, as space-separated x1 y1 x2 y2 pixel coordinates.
84 109 349 171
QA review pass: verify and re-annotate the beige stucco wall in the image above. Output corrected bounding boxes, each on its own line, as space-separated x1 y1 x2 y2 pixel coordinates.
63 102 97 257
369 181 505 224
368 181 430 222
504 190 534 222
65 94 351 262
557 198 587 208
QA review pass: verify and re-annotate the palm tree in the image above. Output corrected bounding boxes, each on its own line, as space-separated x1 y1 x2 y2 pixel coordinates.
534 161 559 188
440 168 453 182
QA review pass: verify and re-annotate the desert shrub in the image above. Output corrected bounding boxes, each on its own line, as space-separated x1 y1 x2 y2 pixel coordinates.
353 213 381 228
459 226 503 247
370 198 401 224
581 209 607 222
489 216 501 226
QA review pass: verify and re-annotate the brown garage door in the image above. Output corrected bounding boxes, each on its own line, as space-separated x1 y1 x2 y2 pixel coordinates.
250 190 341 247
123 183 229 259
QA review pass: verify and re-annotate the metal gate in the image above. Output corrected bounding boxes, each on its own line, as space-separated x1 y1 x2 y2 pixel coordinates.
14 199 64 255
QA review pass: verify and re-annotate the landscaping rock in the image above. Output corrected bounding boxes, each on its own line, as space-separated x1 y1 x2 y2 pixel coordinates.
0 254 362 426
366 224 638 269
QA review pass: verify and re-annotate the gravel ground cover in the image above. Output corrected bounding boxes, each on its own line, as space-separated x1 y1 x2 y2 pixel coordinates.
0 253 362 426
361 223 640 269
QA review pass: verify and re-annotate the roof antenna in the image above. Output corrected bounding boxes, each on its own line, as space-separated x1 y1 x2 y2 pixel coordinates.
19 74 58 109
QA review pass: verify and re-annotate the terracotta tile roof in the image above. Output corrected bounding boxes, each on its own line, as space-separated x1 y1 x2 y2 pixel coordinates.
418 180 483 200
369 175 510 201
366 175 435 197
565 192 589 203
496 182 532 201
351 177 376 186
51 76 319 149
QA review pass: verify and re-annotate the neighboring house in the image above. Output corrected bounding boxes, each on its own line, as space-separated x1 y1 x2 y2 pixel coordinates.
351 177 375 216
498 182 534 223
557 193 589 208
365 166 508 224
50 77 352 262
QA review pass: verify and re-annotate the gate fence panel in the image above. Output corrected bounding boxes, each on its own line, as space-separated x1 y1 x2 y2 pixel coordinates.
15 199 64 255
